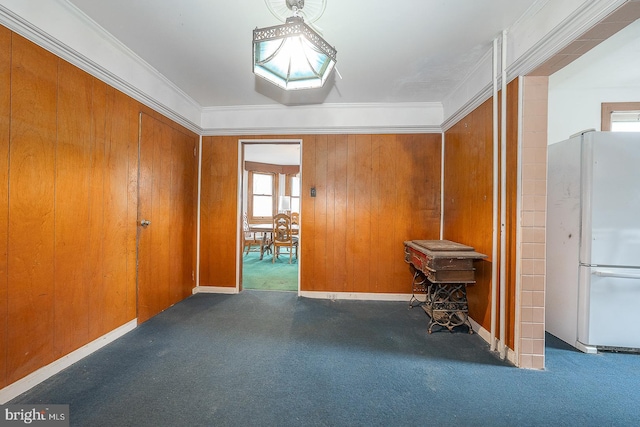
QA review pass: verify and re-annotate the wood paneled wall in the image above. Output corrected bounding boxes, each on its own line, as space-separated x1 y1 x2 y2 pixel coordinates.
199 134 442 294
0 25 10 391
200 136 239 288
444 98 494 329
0 30 197 388
443 80 519 347
301 134 442 293
505 80 520 349
0 33 137 386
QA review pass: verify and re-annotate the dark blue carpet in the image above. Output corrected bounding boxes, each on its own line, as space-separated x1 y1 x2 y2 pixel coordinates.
9 292 640 426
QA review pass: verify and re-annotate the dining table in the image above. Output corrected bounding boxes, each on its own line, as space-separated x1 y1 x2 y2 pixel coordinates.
249 223 299 260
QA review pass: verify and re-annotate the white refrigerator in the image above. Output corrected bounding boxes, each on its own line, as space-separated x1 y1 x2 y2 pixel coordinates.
546 130 640 353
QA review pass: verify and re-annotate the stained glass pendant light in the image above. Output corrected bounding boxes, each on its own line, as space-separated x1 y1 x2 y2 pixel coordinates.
253 0 337 90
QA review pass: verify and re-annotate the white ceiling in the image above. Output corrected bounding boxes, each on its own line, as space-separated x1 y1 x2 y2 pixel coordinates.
67 0 540 108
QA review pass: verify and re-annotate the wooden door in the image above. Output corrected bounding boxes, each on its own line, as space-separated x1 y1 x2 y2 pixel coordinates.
137 113 197 323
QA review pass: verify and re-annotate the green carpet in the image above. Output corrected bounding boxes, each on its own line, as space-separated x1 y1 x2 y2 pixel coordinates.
242 249 298 291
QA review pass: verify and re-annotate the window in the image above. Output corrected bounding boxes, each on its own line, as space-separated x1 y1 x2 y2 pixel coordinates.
286 174 300 213
248 171 276 221
601 102 640 132
610 111 640 132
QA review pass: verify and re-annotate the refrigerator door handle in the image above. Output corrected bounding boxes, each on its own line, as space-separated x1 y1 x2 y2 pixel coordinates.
593 269 640 280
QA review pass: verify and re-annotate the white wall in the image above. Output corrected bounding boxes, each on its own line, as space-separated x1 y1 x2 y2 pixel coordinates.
548 18 640 144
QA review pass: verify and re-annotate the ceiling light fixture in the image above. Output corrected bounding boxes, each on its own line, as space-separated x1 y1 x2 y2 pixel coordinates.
253 0 337 90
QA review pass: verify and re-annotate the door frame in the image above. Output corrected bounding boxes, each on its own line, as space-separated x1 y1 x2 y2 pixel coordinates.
237 139 302 293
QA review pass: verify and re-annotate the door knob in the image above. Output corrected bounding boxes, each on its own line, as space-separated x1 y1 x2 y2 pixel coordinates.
140 219 151 228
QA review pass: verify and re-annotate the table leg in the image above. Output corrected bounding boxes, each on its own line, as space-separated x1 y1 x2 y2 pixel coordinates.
408 267 428 308
424 283 473 334
259 233 266 260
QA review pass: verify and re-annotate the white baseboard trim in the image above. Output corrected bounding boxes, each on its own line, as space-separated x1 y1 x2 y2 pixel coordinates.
469 317 491 344
469 317 517 365
299 291 412 302
0 319 137 404
575 341 598 354
506 345 517 365
192 286 239 295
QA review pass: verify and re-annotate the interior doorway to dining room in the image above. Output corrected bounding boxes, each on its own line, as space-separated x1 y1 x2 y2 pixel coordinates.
239 140 301 292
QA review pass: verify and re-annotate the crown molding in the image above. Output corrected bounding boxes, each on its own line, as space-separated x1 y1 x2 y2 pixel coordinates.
201 125 442 136
441 0 628 129
0 2 443 137
3 1 626 137
201 101 442 113
0 3 202 134
507 0 627 80
441 83 494 132
201 101 444 135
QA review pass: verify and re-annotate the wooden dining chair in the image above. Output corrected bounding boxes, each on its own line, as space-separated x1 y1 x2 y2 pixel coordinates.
242 213 262 256
272 213 298 263
290 212 299 233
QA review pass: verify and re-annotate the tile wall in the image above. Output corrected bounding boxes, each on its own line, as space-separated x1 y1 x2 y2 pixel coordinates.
518 76 549 369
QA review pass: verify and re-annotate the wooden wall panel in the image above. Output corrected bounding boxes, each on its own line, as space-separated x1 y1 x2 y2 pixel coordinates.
443 79 520 347
0 26 10 389
311 135 328 290
87 79 107 341
102 90 135 327
444 98 494 330
353 135 373 293
395 134 442 288
299 134 442 293
1 27 195 387
368 135 382 288
170 128 184 304
170 127 197 304
329 135 349 291
125 97 140 322
344 136 357 292
199 139 212 285
301 135 316 288
375 134 399 290
54 60 92 357
200 136 238 288
199 133 440 294
505 79 520 349
7 35 58 383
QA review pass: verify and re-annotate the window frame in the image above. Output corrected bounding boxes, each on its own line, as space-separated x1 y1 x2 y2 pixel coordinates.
247 170 278 223
285 173 301 214
601 102 640 131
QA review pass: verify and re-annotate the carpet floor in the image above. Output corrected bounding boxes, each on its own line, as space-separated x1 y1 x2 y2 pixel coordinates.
242 249 298 291
8 291 640 426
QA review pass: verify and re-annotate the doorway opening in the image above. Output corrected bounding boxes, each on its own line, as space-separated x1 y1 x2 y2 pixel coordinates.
239 140 301 292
